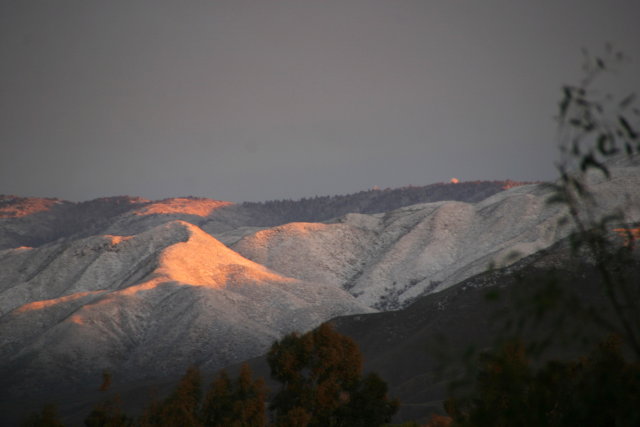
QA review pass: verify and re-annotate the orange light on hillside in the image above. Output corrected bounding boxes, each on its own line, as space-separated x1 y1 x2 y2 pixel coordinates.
134 198 233 217
105 235 133 245
0 196 59 218
14 291 103 314
614 228 640 247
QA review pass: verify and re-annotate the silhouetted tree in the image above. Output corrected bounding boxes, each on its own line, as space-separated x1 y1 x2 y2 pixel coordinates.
201 364 267 427
231 364 268 426
139 365 202 427
84 370 132 427
201 370 233 426
336 372 399 427
443 45 640 426
84 395 131 427
446 336 640 426
549 44 640 357
268 323 397 426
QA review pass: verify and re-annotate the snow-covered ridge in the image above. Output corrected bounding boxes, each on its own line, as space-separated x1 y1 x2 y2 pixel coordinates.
0 180 528 250
233 160 640 309
0 220 369 397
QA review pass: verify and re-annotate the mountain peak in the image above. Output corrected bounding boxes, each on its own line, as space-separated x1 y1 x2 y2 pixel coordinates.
146 220 294 290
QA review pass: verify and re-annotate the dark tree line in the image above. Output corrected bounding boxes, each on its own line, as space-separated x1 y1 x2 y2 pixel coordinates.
445 337 640 426
22 324 398 427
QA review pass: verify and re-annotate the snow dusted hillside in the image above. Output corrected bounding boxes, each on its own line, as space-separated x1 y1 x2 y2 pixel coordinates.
0 220 369 397
232 186 557 309
0 181 526 250
0 168 637 415
233 160 640 309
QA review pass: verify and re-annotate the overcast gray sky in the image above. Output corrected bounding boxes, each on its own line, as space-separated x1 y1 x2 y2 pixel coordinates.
2 1 639 202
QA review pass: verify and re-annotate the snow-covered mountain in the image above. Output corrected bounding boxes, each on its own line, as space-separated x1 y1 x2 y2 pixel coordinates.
0 181 525 251
0 220 369 399
0 168 638 421
232 162 640 309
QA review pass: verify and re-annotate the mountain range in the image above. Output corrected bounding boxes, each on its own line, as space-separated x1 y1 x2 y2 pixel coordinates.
1 164 638 424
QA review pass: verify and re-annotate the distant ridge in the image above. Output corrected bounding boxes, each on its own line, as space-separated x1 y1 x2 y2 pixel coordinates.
1 161 638 425
0 195 149 249
238 180 537 225
0 180 534 249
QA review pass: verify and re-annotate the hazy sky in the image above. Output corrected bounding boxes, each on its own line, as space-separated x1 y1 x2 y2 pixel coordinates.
2 1 639 202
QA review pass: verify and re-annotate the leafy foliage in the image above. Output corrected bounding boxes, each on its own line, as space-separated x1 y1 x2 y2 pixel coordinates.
139 365 203 427
550 45 640 357
201 364 267 427
25 325 395 426
83 369 133 427
268 323 398 426
446 337 640 426
442 44 640 427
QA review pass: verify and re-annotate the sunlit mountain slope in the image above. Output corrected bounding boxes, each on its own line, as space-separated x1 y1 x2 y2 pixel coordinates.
0 220 369 399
